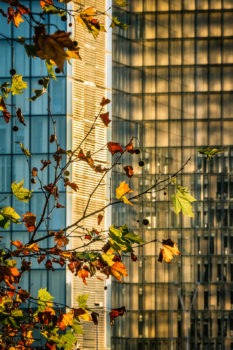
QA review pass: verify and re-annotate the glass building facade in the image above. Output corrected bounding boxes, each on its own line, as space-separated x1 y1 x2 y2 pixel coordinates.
111 1 233 349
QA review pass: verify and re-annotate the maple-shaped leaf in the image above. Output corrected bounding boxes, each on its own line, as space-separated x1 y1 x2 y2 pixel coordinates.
76 7 106 39
198 147 224 160
76 294 89 309
100 112 111 126
7 7 25 27
116 181 133 205
172 185 196 217
22 212 36 232
34 27 81 71
109 306 126 326
78 267 90 284
100 97 111 106
11 74 27 95
123 165 134 178
111 16 128 30
109 224 144 252
107 142 124 155
66 48 82 61
0 206 20 229
57 311 74 330
11 240 24 249
54 231 69 247
158 238 181 263
0 265 21 289
37 288 54 312
110 261 128 281
11 180 32 203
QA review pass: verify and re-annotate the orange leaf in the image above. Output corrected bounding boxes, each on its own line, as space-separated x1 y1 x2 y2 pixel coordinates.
64 181 79 191
107 142 124 155
11 240 24 249
78 268 89 284
110 261 128 281
125 141 136 154
54 231 69 247
40 0 53 9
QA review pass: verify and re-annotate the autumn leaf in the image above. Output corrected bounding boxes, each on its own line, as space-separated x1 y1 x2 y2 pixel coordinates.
17 142 31 157
29 77 50 101
54 231 69 247
100 97 111 106
158 238 181 263
7 7 25 27
172 185 196 217
0 97 11 123
11 74 27 95
123 165 134 178
110 261 128 281
16 107 26 126
11 180 32 203
22 212 36 232
100 112 111 126
76 7 106 39
126 141 136 154
37 288 54 312
111 16 128 30
116 181 133 205
109 224 144 252
107 142 124 155
77 294 89 309
97 214 103 225
34 27 81 71
57 311 74 330
64 181 79 191
198 147 224 159
114 0 128 6
0 207 20 229
78 267 90 284
109 306 126 326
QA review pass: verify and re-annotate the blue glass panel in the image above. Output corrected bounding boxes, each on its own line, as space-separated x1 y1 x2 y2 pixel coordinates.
0 125 11 153
48 192 66 229
14 43 30 76
48 269 66 303
1 40 11 74
31 116 49 153
50 77 66 114
12 155 30 186
29 270 48 297
49 115 66 151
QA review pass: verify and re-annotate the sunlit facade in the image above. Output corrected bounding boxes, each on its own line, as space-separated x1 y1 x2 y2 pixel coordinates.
111 1 233 349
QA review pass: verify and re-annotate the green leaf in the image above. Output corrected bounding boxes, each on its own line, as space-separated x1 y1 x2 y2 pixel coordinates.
111 16 128 29
37 288 54 313
16 142 31 157
76 294 89 309
11 180 33 203
198 147 224 159
109 225 144 252
172 186 197 218
72 319 84 334
46 61 57 80
11 74 27 95
0 206 20 229
29 77 49 101
57 331 77 350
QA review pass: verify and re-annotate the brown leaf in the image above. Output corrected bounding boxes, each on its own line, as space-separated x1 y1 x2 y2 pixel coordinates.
97 214 104 225
100 97 111 106
110 261 128 281
22 212 36 232
123 165 134 178
126 141 136 154
64 181 79 191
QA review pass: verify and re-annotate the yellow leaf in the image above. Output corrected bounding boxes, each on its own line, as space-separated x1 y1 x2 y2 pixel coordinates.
159 241 181 263
78 310 92 321
116 181 133 205
57 311 74 330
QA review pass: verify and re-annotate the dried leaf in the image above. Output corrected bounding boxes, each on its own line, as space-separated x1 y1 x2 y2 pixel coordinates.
100 97 111 106
158 239 181 263
110 261 128 281
109 306 126 326
22 212 36 232
123 165 134 178
100 112 111 126
107 142 124 155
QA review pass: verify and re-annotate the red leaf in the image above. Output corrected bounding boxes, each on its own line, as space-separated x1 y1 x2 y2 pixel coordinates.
123 165 134 178
100 112 111 126
107 142 124 155
109 306 126 326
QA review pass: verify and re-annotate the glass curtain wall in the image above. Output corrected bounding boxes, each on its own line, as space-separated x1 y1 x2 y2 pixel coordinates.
111 1 233 349
0 0 68 310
